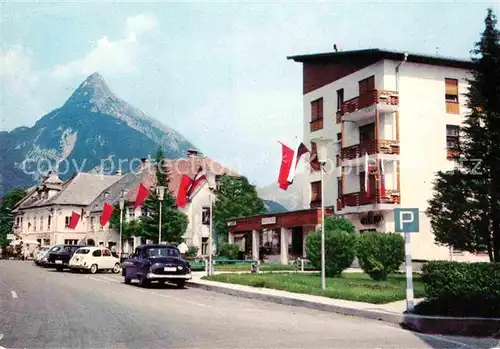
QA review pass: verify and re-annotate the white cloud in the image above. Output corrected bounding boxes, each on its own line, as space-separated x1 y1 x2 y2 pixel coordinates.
50 13 158 81
1 14 158 130
0 45 46 129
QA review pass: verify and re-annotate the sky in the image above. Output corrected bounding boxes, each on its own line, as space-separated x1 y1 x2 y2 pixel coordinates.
1 0 499 187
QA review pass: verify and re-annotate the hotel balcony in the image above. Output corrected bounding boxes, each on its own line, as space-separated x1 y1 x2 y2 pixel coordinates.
336 90 398 123
341 139 400 162
336 190 401 214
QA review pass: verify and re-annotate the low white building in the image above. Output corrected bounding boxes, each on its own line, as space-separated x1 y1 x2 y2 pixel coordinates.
11 172 122 249
287 48 488 262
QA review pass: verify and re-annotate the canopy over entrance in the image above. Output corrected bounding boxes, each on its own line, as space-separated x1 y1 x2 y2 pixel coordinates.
225 208 333 233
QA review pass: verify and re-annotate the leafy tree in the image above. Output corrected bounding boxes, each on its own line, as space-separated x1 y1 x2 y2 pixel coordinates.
427 9 500 261
213 175 266 247
108 203 146 243
139 147 188 244
0 189 26 246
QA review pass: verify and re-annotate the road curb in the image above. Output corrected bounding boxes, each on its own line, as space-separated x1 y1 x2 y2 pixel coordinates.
187 281 403 324
188 280 500 337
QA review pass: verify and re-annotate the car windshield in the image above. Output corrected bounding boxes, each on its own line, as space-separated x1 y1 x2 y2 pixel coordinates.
75 249 90 254
145 247 180 258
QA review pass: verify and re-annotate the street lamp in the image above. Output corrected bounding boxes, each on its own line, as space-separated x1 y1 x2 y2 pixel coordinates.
119 190 126 258
206 171 216 276
156 186 166 244
311 136 333 290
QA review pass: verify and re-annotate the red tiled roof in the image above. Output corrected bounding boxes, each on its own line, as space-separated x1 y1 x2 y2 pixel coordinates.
125 157 239 203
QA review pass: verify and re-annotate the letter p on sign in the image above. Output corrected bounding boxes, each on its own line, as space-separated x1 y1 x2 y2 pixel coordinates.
394 208 419 233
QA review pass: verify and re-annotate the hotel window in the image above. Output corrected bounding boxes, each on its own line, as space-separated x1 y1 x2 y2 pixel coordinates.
337 177 342 199
128 207 135 220
359 76 375 95
310 181 322 208
202 207 210 225
40 216 43 230
336 89 344 111
65 216 71 228
445 78 459 114
33 216 37 230
336 132 342 153
90 217 95 231
310 98 323 132
201 237 208 255
446 125 460 159
47 215 51 230
64 239 78 245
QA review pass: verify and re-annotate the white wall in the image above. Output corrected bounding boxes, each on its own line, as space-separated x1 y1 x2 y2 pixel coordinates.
181 181 212 253
299 58 486 262
395 60 470 260
15 205 88 246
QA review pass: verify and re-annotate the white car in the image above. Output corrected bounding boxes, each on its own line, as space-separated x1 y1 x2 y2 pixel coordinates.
34 247 51 265
69 246 121 274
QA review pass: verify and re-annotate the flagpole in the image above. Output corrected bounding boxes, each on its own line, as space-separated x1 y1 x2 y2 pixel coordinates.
321 163 326 290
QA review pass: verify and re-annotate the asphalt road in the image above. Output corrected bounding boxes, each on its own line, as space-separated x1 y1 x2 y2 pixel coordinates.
0 260 498 349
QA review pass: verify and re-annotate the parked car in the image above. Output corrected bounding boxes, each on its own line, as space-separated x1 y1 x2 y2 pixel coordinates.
47 244 86 271
34 247 51 265
39 245 63 267
69 246 121 274
121 244 191 288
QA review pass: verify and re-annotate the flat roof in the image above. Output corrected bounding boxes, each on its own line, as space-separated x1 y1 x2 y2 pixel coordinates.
287 48 475 70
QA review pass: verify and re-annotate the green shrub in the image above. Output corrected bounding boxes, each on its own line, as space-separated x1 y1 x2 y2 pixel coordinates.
217 243 240 260
306 229 356 277
356 232 404 280
325 216 356 234
185 245 199 258
415 261 500 317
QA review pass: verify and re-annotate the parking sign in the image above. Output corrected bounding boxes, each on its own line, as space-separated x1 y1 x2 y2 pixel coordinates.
394 208 419 233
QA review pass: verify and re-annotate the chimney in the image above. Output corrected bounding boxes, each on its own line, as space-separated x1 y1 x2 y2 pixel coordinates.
187 149 199 158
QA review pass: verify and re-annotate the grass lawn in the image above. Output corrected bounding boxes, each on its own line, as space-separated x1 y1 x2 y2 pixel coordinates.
189 261 312 272
203 272 426 304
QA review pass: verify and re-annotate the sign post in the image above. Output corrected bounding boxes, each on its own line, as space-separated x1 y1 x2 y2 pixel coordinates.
394 208 419 312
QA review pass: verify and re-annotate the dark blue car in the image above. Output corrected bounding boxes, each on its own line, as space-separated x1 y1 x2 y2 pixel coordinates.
121 244 192 288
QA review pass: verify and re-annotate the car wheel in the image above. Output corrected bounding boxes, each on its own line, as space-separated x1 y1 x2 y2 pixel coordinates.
89 264 98 274
138 275 150 287
124 277 132 284
175 280 186 288
112 263 121 274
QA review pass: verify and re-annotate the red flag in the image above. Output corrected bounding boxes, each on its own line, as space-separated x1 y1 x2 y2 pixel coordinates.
287 142 310 184
68 211 80 230
134 183 149 208
278 142 295 190
100 203 114 226
187 167 207 197
177 175 194 208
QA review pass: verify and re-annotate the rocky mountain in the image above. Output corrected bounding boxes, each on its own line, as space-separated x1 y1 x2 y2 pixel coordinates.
257 172 309 211
0 73 196 197
264 200 288 214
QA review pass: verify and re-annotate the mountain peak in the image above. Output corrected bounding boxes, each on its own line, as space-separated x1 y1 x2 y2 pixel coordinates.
64 72 116 107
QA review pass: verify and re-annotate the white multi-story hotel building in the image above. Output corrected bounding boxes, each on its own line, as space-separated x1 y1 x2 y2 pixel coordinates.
288 48 487 262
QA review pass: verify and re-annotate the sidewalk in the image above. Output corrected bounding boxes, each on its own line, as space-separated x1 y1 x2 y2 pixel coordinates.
188 271 424 324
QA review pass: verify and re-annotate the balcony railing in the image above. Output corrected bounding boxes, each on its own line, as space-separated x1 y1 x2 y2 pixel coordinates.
310 118 323 132
341 139 400 160
336 190 400 210
337 90 399 117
